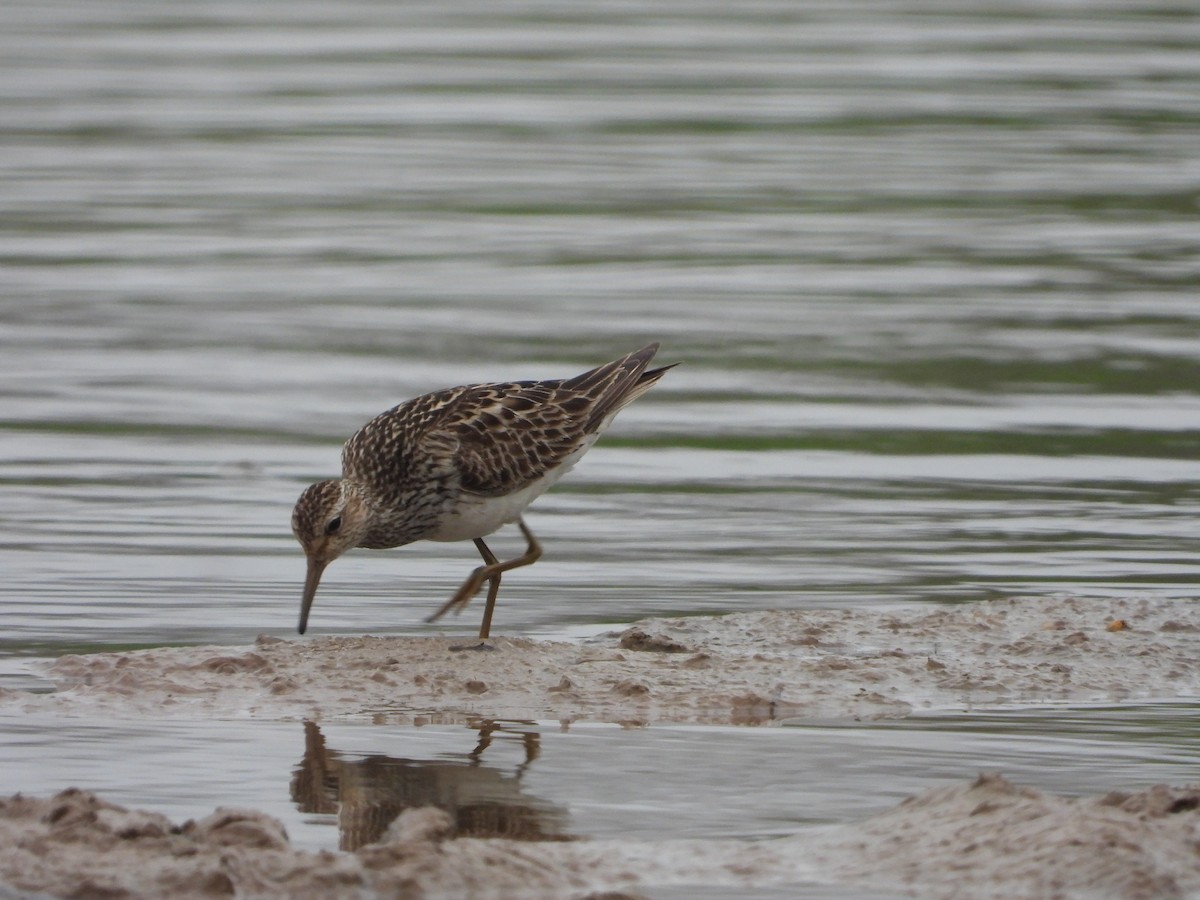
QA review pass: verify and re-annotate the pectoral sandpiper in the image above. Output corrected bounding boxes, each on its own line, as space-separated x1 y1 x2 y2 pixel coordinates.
291 343 673 643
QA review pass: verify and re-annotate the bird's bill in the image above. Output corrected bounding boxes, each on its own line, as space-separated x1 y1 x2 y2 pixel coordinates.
298 556 328 635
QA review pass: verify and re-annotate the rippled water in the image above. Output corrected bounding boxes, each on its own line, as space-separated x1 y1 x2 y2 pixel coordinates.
2 0 1199 876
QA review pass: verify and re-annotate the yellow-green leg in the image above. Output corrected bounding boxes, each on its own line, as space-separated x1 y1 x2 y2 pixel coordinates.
427 518 543 642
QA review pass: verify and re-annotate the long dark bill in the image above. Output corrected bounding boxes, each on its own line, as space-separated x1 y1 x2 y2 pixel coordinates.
298 556 328 635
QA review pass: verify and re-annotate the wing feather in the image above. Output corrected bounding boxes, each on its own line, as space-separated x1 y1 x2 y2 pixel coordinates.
343 344 671 499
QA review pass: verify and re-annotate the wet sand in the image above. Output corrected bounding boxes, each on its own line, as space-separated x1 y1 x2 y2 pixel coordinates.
3 774 1198 899
2 595 1198 898
5 595 1198 724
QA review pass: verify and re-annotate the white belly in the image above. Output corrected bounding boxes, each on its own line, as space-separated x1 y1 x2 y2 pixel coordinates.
426 452 585 543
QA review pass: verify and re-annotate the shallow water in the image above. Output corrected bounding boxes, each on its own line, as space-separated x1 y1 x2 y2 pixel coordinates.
2 0 1199 885
4 0 1200 655
1 705 1195 854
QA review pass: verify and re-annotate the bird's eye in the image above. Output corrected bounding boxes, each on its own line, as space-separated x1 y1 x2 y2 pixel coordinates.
325 516 342 535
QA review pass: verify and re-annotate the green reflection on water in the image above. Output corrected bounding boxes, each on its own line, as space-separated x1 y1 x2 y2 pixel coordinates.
849 356 1200 395
607 429 1200 460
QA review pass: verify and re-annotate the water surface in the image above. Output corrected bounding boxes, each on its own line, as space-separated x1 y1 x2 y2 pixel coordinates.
1 0 1198 879
1 705 1194 852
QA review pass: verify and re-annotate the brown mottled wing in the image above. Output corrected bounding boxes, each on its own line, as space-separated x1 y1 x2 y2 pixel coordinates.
438 380 582 496
444 343 670 497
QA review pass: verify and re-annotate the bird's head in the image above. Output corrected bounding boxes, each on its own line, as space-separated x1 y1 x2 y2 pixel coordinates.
291 479 369 634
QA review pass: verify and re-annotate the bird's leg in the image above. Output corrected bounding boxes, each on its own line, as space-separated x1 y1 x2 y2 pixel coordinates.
427 518 543 641
473 538 503 640
426 539 500 627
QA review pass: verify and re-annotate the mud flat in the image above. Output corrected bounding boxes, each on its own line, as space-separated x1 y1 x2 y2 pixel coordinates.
2 594 1198 898
2 595 1198 724
2 774 1198 899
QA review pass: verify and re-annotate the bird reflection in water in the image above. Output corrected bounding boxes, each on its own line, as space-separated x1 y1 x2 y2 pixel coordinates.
290 720 570 851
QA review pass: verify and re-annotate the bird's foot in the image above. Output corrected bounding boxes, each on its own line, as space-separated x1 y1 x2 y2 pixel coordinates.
425 590 475 624
448 641 496 652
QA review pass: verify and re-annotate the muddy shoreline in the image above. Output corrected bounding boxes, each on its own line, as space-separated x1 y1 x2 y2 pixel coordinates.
4 595 1197 724
4 774 1198 899
2 595 1198 898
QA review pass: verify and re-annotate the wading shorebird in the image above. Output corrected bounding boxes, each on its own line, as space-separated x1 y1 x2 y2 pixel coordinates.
291 343 674 645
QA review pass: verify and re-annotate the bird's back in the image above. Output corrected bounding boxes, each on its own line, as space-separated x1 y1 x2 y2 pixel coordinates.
340 344 671 546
